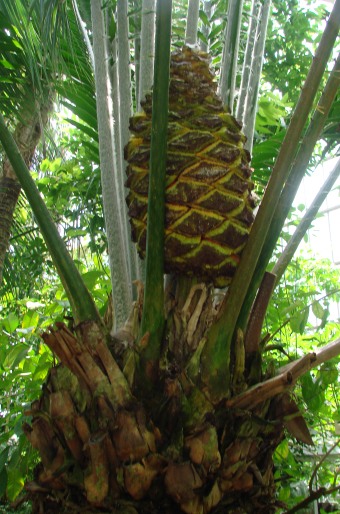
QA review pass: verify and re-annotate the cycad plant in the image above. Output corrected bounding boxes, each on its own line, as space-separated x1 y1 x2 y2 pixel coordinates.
1 0 340 513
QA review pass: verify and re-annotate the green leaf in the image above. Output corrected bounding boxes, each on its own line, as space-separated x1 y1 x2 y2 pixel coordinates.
2 312 19 333
289 306 309 334
66 228 88 238
3 344 29 369
319 307 330 329
0 447 10 473
81 270 104 291
32 352 52 381
0 58 16 69
6 467 24 501
318 363 338 387
13 346 29 368
278 485 291 502
21 310 40 331
209 23 224 40
274 439 289 461
301 372 324 413
199 9 210 26
63 116 99 142
312 300 325 319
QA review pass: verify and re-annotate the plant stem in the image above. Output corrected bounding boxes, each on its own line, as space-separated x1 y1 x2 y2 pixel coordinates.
133 0 141 110
139 0 172 379
242 0 271 153
200 0 212 52
116 0 142 286
91 0 132 329
219 0 244 112
244 271 276 354
138 0 156 108
239 49 340 325
201 2 340 402
0 113 101 325
273 158 340 282
185 0 200 46
235 0 261 123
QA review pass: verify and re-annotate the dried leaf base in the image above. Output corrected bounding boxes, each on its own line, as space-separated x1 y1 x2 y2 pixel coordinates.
23 286 300 514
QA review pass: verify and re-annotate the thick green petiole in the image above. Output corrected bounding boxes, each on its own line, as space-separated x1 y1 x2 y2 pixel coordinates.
139 0 172 380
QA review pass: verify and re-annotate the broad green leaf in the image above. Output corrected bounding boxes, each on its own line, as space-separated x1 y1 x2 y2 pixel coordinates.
2 312 19 333
318 364 338 387
33 352 52 381
21 310 40 331
301 372 324 413
312 301 325 319
3 344 29 369
209 24 224 40
6 467 24 501
12 346 29 368
81 270 105 291
278 486 290 501
22 356 36 374
318 306 330 329
197 30 208 45
40 158 52 171
274 439 289 461
289 307 309 334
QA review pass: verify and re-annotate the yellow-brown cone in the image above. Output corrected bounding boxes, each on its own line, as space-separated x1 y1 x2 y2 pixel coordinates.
125 46 256 287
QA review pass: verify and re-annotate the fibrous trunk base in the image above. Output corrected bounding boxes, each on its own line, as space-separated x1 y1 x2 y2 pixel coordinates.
24 286 285 514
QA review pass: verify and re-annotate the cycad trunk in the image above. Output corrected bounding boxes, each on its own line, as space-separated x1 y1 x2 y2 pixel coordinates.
24 280 285 514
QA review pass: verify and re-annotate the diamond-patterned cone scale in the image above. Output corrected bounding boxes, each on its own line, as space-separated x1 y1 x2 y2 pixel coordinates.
125 46 256 287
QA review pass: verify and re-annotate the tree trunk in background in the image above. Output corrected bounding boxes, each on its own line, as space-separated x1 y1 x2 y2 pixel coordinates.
0 96 50 284
0 178 21 283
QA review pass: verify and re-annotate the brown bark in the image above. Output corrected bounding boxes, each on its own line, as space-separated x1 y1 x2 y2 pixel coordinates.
0 178 21 281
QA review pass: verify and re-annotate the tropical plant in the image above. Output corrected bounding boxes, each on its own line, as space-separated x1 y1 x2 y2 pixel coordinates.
0 0 340 513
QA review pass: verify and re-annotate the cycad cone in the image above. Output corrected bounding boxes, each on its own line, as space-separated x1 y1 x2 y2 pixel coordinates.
125 46 255 287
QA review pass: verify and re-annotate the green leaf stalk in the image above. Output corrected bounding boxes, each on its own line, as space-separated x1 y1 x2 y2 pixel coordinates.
139 0 172 380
